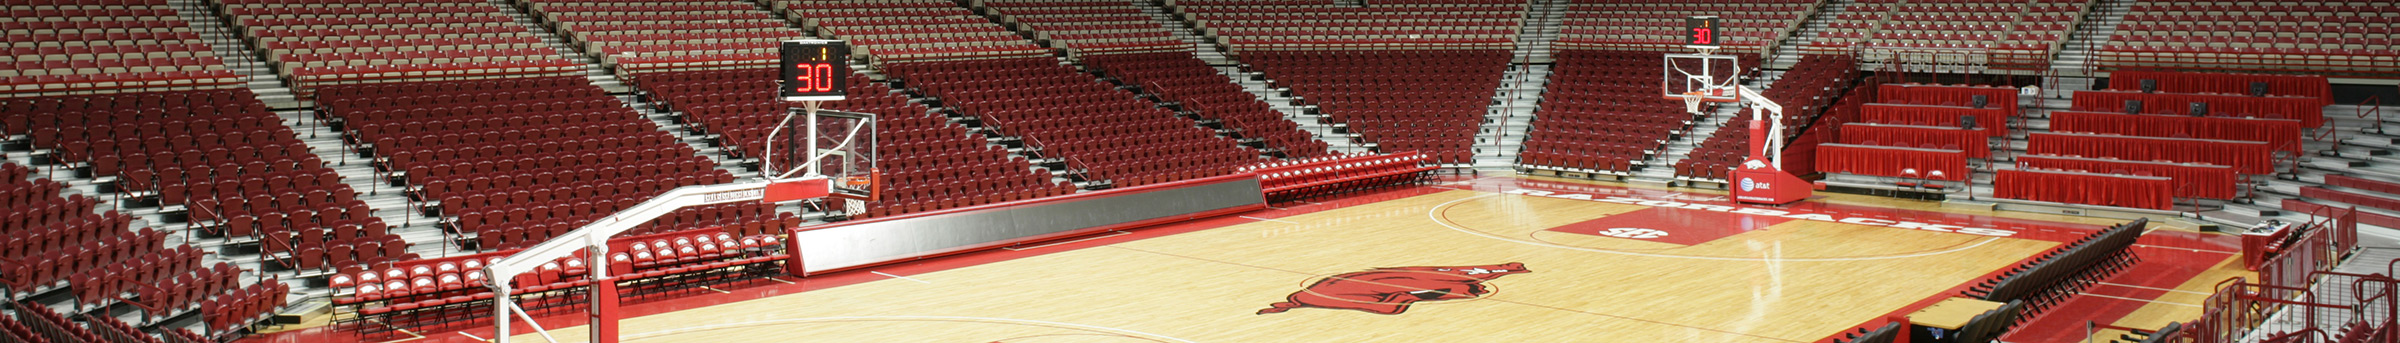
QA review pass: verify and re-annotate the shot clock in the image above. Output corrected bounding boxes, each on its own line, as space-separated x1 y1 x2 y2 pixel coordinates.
1684 16 1721 49
779 40 850 102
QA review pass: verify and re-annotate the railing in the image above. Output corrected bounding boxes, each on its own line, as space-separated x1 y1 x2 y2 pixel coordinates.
2164 205 2372 343
2359 95 2385 135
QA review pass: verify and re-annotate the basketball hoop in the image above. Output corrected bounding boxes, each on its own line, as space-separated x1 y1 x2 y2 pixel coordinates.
1680 92 1706 114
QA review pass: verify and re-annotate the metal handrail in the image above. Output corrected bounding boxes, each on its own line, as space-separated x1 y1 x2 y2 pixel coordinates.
2358 95 2384 135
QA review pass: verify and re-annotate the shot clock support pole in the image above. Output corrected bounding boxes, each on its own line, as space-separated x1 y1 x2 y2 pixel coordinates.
764 100 825 181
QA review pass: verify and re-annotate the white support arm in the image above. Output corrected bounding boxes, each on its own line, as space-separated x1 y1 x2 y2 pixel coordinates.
1732 85 1788 171
486 180 796 343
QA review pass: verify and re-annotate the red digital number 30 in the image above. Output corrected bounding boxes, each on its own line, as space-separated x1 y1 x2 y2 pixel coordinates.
1691 28 1713 44
794 63 837 92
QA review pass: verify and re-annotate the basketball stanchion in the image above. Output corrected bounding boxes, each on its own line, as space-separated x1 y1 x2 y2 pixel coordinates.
484 40 875 343
1664 15 1810 205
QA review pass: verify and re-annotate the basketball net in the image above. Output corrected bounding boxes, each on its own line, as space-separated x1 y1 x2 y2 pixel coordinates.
1681 92 1706 114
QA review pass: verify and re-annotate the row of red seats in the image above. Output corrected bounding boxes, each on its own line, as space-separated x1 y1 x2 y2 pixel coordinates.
5 90 398 276
217 2 575 94
5 298 102 343
981 0 1184 55
1 0 239 95
314 77 779 256
1521 50 1702 174
338 228 784 339
1250 152 1436 201
521 0 802 71
1243 50 1504 165
200 281 287 338
782 0 1053 62
887 57 1258 187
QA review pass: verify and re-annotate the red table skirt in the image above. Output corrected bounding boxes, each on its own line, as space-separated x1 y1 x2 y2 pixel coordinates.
1837 123 1990 158
1995 169 2175 210
2048 111 2305 153
2069 90 2325 128
1859 103 2011 137
2105 71 2331 104
1814 144 1969 181
1879 83 2022 114
2018 154 2239 200
2026 132 2275 174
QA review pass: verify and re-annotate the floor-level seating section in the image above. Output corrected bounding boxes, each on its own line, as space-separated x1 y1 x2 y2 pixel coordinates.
1674 54 1853 180
1856 103 2011 137
1082 51 1329 158
2069 90 2327 128
1557 0 1814 53
2104 71 2333 105
1811 0 2088 70
886 57 1258 187
1248 152 1435 201
1240 50 1509 165
1519 50 1715 174
2103 1 2399 76
212 0 580 94
2017 154 2237 200
1815 143 1968 183
336 229 786 339
774 0 1051 63
1 0 241 97
199 281 286 337
515 0 807 73
312 77 769 252
976 0 1187 57
1878 83 2020 123
2048 110 2305 153
1835 123 1989 158
2026 132 2274 175
1171 0 1523 50
630 69 1070 218
2 89 399 273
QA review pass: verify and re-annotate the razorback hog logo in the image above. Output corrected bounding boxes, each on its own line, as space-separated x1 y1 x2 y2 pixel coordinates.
1258 263 1528 315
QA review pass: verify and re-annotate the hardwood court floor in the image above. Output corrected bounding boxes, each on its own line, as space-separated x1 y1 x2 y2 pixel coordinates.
239 174 2246 343
474 175 2239 343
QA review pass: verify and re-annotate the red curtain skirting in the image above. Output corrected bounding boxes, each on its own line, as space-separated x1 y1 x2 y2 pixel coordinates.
1995 169 2174 210
1815 144 1969 181
2025 132 2275 174
1859 103 2010 137
2069 90 2325 128
2048 111 2305 153
1878 83 2022 114
2105 71 2332 105
1837 123 1990 158
2018 154 2238 200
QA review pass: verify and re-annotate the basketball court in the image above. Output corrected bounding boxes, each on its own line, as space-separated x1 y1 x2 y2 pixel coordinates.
239 173 2245 343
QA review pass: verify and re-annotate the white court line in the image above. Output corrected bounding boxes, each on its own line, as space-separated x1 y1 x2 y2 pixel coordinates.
871 271 933 284
1265 206 1290 210
2079 293 2203 308
1428 193 2002 262
457 332 485 341
698 286 733 294
1001 231 1131 251
2097 282 2213 296
2133 243 2240 255
1239 215 1298 224
767 277 797 285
